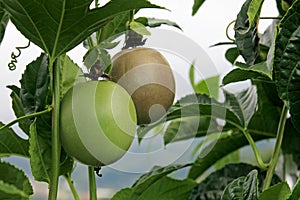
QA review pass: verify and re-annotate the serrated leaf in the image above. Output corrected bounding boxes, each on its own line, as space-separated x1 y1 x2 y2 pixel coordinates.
273 1 300 132
192 0 205 16
130 21 151 36
59 54 85 99
0 122 29 158
7 85 30 135
225 86 258 127
221 170 259 200
29 119 51 183
189 163 281 200
20 53 50 115
29 116 73 183
0 2 9 45
259 182 291 200
135 17 181 30
2 0 162 58
234 0 263 65
0 162 33 199
288 178 300 200
222 62 272 85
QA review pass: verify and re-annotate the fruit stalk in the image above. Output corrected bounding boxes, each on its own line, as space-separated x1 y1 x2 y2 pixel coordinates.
88 166 97 200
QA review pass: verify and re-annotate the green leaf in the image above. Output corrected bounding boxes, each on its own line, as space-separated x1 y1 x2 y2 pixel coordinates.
225 85 258 127
59 54 86 99
132 164 189 190
288 178 300 200
2 0 162 58
282 119 300 169
29 119 51 183
189 163 281 200
225 47 240 64
194 75 220 99
29 117 73 183
135 17 181 30
137 93 240 142
7 85 30 135
0 162 33 199
138 177 197 200
188 131 267 179
234 0 263 65
0 122 29 158
20 53 50 115
97 11 130 44
129 21 151 36
112 164 194 200
221 170 259 200
113 177 196 200
222 62 272 85
0 2 9 45
139 86 257 142
163 116 219 145
273 0 300 132
112 188 133 200
276 0 286 16
192 0 205 16
259 182 291 200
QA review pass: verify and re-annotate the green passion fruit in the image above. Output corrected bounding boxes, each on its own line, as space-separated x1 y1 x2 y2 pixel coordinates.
60 81 137 166
110 47 175 125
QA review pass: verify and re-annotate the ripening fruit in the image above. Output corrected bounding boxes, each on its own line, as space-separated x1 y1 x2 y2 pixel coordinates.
60 81 137 166
110 47 175 125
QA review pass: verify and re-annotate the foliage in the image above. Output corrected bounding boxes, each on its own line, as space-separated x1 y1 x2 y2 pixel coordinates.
0 0 299 199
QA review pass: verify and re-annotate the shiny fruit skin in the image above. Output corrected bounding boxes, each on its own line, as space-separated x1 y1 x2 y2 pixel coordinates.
110 47 175 125
60 81 137 166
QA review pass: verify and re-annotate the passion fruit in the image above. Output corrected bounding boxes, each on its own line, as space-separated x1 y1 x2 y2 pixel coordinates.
110 47 175 125
60 80 137 166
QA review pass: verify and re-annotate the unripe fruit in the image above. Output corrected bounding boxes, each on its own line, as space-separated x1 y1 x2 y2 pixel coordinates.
60 81 137 166
110 47 175 125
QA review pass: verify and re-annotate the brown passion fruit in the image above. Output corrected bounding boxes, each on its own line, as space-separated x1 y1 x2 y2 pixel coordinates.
110 47 175 125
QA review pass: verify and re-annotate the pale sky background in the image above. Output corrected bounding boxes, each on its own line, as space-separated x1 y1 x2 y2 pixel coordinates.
0 0 278 199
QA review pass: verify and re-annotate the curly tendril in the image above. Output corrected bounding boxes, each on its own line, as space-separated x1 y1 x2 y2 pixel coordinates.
8 40 31 71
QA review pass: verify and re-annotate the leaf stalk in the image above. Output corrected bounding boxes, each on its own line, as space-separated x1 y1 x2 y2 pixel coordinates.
0 106 52 131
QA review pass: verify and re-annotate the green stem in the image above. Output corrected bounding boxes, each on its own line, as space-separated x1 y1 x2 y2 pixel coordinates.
65 174 80 200
242 129 268 170
48 59 61 200
87 36 95 49
88 166 97 200
0 107 52 131
263 104 288 190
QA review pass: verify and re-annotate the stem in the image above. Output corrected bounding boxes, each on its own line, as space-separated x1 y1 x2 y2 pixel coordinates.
65 174 80 200
0 107 52 131
87 37 95 49
48 59 61 200
88 166 97 200
243 129 268 170
263 104 288 190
